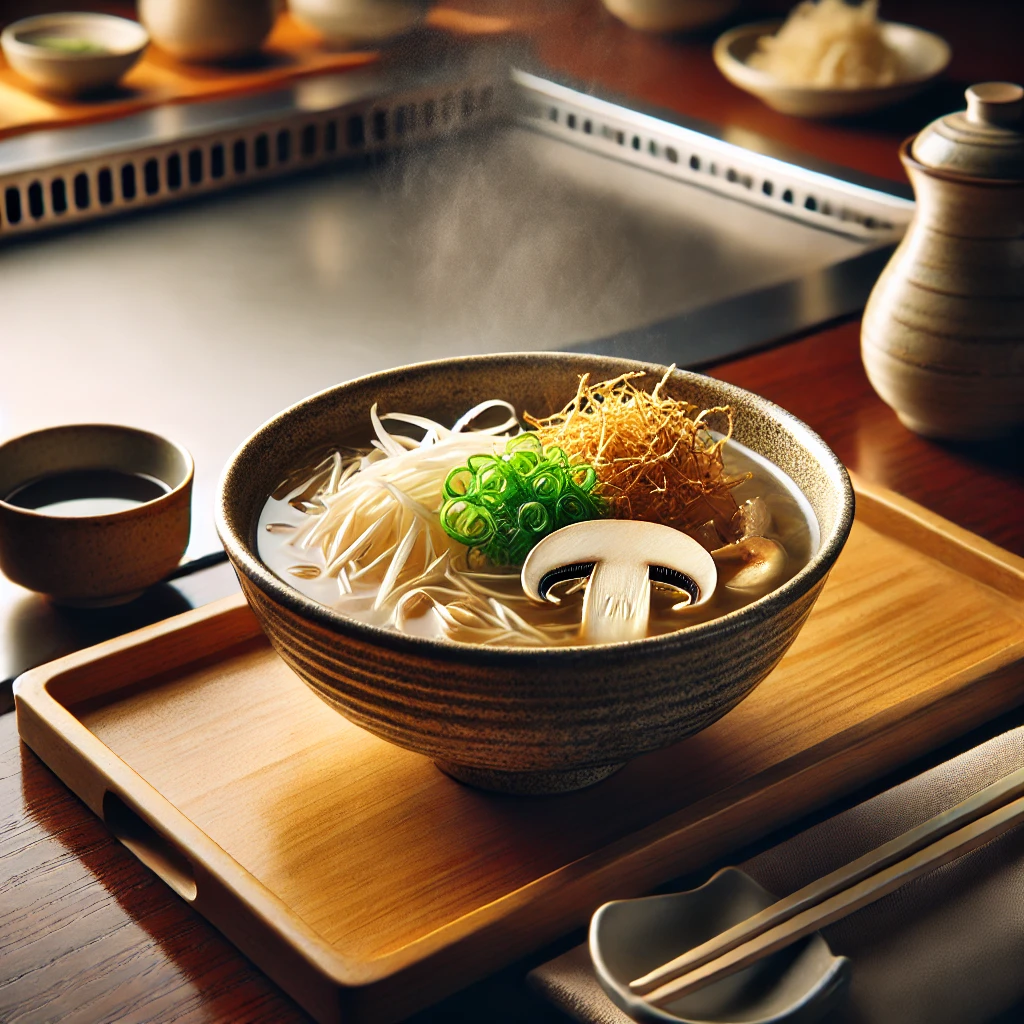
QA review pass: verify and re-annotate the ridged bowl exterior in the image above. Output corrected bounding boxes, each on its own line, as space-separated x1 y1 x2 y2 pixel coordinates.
217 355 852 789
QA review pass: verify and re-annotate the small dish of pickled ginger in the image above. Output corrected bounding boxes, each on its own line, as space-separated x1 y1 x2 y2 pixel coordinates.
713 0 950 119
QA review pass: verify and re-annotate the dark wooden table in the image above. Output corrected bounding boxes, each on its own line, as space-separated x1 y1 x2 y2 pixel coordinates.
2 2 1023 1022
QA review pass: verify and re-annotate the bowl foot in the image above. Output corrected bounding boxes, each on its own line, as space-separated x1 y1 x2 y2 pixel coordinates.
435 760 625 795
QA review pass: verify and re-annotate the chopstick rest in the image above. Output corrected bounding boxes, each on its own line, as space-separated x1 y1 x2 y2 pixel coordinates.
635 773 1024 1007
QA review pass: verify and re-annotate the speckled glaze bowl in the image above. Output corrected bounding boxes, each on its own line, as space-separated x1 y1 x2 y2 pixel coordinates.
1 13 148 98
0 424 193 607
216 354 853 794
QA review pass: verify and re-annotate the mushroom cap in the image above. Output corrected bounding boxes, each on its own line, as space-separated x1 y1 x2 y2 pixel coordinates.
521 519 718 606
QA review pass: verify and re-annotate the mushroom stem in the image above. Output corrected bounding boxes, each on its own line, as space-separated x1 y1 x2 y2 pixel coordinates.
583 559 654 644
522 520 718 645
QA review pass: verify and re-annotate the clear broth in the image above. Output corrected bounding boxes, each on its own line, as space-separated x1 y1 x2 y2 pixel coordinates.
257 435 817 647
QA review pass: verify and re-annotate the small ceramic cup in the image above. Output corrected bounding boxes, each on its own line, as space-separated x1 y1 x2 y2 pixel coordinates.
601 0 739 34
0 425 193 607
0 13 149 98
138 0 278 63
289 0 433 45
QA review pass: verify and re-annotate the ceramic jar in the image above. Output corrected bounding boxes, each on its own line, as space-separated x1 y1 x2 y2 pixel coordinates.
139 0 278 63
862 82 1024 438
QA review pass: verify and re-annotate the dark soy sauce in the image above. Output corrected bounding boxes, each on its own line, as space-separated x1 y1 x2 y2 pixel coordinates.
6 469 169 517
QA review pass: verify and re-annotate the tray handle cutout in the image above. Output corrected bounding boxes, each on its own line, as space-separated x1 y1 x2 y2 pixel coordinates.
103 791 198 902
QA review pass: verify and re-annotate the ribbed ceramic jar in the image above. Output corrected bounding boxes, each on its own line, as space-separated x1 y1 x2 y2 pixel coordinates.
217 354 853 794
862 82 1024 438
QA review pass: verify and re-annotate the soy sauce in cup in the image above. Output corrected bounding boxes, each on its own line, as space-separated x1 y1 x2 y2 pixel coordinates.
6 468 169 518
0 424 193 606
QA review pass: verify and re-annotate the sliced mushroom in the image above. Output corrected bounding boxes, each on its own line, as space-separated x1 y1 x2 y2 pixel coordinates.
731 496 772 540
521 520 717 645
712 536 787 591
688 519 724 552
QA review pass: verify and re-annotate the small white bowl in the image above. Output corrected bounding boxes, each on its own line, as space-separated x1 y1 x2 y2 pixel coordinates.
1 13 148 98
290 0 433 44
713 20 951 119
600 0 739 34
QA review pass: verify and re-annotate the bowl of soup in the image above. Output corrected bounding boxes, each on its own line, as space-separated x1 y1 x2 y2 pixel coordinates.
1 13 148 98
216 354 853 794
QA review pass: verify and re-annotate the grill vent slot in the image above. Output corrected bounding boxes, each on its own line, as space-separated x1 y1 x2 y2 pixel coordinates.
98 168 114 205
166 153 182 190
5 187 22 225
144 159 160 195
73 173 90 210
28 181 44 219
51 178 68 213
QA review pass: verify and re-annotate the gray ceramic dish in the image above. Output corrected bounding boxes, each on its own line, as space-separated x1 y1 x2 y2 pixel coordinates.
590 868 850 1023
0 424 192 607
216 353 854 794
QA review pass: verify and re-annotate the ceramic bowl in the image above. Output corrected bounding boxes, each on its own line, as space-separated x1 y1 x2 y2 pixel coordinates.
138 0 277 64
600 0 739 34
590 868 850 1023
0 425 192 607
216 354 853 795
289 0 433 44
1 13 148 98
713 20 951 118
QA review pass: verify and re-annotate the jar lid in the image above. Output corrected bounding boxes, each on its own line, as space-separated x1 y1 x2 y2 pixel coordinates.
911 82 1024 181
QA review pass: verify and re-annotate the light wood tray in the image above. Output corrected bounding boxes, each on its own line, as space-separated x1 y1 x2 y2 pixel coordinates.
0 10 512 141
14 479 1024 1023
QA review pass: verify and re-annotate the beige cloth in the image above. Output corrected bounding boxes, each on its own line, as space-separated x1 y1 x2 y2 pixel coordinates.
529 727 1024 1024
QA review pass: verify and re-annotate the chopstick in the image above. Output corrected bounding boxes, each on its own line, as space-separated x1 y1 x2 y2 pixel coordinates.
642 791 1024 1005
631 765 1024 1005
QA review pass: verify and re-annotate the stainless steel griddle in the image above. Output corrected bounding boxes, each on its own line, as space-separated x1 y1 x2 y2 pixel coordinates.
0 48 912 570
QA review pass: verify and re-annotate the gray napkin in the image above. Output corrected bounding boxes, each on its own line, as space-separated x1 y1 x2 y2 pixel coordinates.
529 726 1024 1024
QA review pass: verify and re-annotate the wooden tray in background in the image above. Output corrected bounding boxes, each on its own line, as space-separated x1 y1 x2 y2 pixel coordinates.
0 9 513 141
14 478 1024 1024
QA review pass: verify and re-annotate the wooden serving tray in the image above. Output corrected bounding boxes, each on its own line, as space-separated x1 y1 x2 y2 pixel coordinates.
14 479 1024 1024
0 9 511 141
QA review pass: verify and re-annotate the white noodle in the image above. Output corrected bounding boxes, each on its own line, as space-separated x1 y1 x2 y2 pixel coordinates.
267 404 590 646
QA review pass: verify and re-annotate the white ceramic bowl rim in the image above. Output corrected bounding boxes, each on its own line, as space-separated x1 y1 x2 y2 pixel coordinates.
217 354 854 662
1 13 149 60
716 19 952 93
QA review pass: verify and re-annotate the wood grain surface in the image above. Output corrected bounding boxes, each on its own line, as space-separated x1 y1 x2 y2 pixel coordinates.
3 2 1024 1023
13 481 1024 1023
